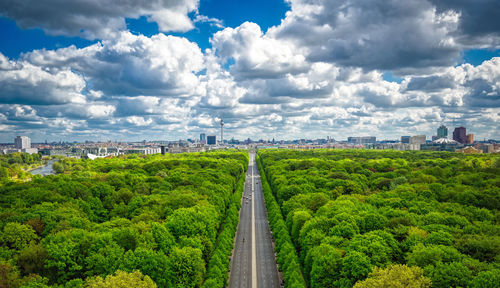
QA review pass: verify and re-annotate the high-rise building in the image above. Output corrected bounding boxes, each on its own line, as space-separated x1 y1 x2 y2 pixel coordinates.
15 136 31 149
207 135 216 145
220 119 224 145
467 134 474 144
437 125 448 139
410 135 426 145
200 133 206 144
453 127 467 144
347 136 376 144
401 136 410 143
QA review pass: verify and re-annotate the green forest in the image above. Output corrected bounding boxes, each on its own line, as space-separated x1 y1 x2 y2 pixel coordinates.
0 153 43 180
0 151 248 288
257 149 500 288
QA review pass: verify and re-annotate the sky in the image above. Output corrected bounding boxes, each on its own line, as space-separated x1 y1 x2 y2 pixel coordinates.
0 0 499 142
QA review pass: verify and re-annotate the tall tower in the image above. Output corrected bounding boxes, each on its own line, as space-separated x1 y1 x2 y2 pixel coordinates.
220 119 224 146
15 136 31 149
453 127 467 144
437 125 448 139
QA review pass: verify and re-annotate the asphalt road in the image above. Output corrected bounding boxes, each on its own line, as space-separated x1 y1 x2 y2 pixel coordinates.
229 152 280 288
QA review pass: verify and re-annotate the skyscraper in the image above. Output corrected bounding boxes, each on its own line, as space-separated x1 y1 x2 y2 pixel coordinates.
467 134 474 144
220 119 224 145
207 135 216 145
15 136 31 149
200 133 206 144
453 127 467 144
437 125 448 139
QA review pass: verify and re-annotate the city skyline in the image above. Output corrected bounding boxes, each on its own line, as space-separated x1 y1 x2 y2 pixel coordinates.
1 0 499 142
7 123 497 145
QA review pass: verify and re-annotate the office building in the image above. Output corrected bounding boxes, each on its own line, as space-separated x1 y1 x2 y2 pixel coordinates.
200 133 206 144
220 119 224 145
15 136 31 149
437 125 448 139
347 136 376 144
401 136 410 143
410 135 426 145
453 127 467 144
467 134 474 144
207 135 217 145
480 144 494 153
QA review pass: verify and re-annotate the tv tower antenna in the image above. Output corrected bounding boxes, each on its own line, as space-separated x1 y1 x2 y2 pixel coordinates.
220 118 224 146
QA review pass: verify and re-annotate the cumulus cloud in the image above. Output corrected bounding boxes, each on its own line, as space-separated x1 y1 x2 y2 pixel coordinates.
0 0 199 39
268 0 461 71
0 53 87 105
25 32 205 97
211 22 308 79
402 57 500 108
1 0 499 141
429 0 500 47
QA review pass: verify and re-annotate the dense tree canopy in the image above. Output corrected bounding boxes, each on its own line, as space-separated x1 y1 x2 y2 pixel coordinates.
0 152 42 180
258 149 500 288
0 151 248 287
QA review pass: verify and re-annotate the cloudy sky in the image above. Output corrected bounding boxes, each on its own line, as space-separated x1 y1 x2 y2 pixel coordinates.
1 0 499 142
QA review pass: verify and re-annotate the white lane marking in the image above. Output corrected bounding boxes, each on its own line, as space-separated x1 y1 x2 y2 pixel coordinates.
251 154 257 288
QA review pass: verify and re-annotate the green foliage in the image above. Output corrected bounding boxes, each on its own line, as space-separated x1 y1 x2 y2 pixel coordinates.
469 269 500 288
0 151 248 287
258 149 500 287
17 243 48 275
0 152 42 180
203 175 245 288
309 244 342 288
2 222 39 250
341 251 372 285
257 154 307 288
86 270 156 288
424 261 472 288
353 264 431 288
166 246 205 288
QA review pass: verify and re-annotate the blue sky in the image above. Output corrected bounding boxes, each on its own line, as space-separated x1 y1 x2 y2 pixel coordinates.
0 0 499 142
0 0 290 58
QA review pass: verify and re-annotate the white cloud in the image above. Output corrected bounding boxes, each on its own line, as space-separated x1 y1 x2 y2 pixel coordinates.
25 32 205 97
126 116 153 126
0 0 199 39
211 22 308 79
1 0 499 141
0 53 87 105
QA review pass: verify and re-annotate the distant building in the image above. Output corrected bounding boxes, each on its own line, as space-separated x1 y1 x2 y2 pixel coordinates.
410 135 426 145
479 144 494 153
200 133 206 144
207 135 217 145
453 127 467 144
421 138 461 152
347 136 376 144
15 136 31 149
437 125 448 139
40 148 68 156
467 134 474 144
124 147 161 155
401 136 410 143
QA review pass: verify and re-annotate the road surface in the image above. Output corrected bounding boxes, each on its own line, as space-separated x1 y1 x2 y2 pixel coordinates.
229 151 280 288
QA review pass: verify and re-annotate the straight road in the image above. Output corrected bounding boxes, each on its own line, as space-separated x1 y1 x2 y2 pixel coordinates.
229 151 280 288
